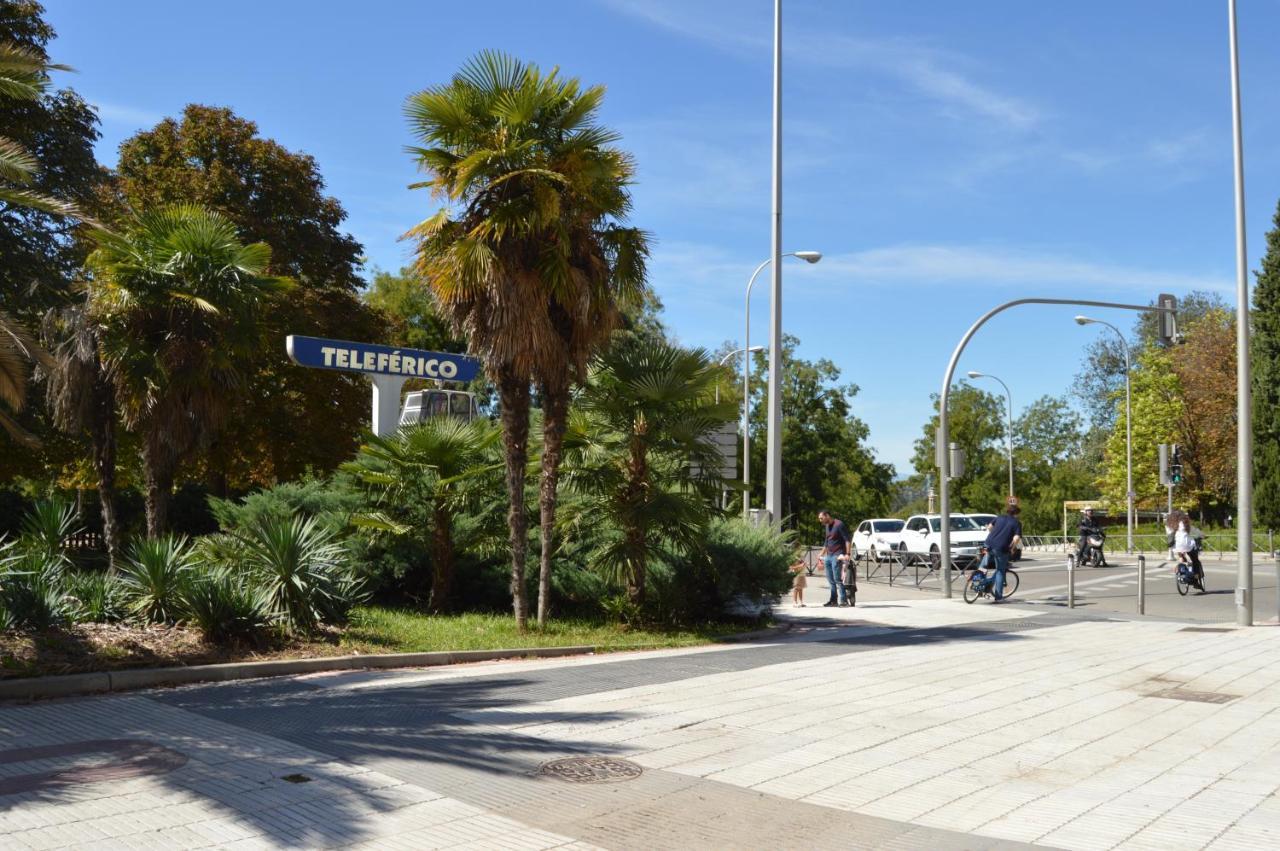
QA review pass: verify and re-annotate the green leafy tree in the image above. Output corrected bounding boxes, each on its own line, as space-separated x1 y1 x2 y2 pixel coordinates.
0 4 106 330
1100 343 1181 512
406 52 649 628
909 384 1007 515
562 341 736 606
745 335 894 535
87 205 292 536
115 105 379 490
1256 200 1280 532
1013 395 1092 533
345 418 499 613
363 266 462 353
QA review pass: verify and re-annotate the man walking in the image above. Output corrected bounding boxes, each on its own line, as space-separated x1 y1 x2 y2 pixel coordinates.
818 510 851 607
984 499 1023 602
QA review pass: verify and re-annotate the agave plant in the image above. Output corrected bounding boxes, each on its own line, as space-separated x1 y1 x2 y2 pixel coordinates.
181 568 274 644
118 535 193 623
0 550 72 630
63 570 129 623
18 497 82 571
236 516 360 634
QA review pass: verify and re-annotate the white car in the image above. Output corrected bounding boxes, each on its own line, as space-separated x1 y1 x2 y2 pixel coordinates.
851 519 905 562
900 514 988 567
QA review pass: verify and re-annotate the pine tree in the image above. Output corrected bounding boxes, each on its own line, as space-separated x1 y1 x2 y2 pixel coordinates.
1253 201 1280 531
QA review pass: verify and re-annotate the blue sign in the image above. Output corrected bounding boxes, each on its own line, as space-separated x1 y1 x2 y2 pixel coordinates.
286 335 480 382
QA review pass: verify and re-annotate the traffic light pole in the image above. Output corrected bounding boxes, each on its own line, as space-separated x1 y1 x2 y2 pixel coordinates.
938 297 1177 598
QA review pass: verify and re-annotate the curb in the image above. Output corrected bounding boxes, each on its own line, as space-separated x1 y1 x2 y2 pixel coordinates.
0 645 595 703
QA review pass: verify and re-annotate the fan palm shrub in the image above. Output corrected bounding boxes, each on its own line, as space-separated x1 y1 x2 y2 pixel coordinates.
345 417 498 612
406 51 650 627
0 549 71 630
118 535 193 623
561 341 737 607
17 496 80 573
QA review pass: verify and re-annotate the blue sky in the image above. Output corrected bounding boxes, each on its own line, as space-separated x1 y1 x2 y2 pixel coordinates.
42 0 1280 474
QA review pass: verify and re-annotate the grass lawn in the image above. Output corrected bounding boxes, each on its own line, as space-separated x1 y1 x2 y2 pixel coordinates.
0 606 758 679
341 607 749 654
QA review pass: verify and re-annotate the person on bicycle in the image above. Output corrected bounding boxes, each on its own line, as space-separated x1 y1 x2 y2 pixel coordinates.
1172 515 1205 591
984 500 1023 602
1076 508 1102 565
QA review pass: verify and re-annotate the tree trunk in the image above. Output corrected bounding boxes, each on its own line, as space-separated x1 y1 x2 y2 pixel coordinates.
428 501 455 614
497 368 531 630
91 371 120 570
536 379 570 626
142 443 175 538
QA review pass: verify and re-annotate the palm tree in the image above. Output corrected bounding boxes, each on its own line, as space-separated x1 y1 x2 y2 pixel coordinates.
0 40 82 447
562 341 738 606
43 303 120 566
0 41 81 219
345 417 498 613
86 205 291 537
405 51 650 628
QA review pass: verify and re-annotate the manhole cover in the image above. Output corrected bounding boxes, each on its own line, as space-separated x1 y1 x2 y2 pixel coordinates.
539 756 643 783
280 774 312 784
1149 688 1238 704
1180 626 1233 633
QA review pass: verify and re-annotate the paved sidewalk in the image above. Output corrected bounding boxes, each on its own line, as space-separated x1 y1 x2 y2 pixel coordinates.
3 595 1280 849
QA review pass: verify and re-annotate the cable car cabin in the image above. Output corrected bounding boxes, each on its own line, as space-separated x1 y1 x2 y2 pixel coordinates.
398 389 478 425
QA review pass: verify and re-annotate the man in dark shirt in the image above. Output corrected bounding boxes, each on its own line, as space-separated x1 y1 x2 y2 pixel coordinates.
818 510 851 607
983 502 1023 602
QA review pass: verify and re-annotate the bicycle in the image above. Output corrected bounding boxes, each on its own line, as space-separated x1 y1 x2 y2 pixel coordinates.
962 565 1019 603
1174 555 1205 596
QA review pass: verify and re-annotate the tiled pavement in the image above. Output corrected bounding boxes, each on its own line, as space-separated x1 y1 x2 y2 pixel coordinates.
2 595 1279 849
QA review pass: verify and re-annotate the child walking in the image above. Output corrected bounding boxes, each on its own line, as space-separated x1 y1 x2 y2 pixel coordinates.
790 558 807 606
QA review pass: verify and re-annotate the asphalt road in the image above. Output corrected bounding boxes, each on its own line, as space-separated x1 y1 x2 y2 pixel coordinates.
853 550 1280 622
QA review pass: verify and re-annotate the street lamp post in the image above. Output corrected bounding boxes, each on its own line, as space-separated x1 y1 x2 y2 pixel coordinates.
742 251 821 519
967 371 1015 499
766 0 784 529
718 346 764 403
1075 316 1134 554
1228 0 1254 626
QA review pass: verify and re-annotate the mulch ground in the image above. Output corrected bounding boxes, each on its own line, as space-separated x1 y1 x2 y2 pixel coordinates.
0 623 357 679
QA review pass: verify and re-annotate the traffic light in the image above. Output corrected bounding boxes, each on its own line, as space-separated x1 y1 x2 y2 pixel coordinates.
1159 444 1170 486
1158 293 1179 344
1170 444 1183 485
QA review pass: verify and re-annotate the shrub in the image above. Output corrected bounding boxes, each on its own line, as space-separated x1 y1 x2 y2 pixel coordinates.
0 551 72 630
181 568 275 644
209 477 363 533
64 571 129 623
119 535 194 623
18 497 81 573
237 516 363 634
662 519 796 623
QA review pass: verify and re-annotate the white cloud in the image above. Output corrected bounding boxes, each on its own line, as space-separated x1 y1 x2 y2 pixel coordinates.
646 240 1231 304
816 244 1231 293
90 100 163 128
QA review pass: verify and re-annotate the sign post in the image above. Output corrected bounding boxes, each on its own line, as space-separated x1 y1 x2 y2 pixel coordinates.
285 335 481 437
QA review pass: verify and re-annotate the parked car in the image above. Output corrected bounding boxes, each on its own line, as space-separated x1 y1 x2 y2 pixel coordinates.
963 513 1022 562
851 519 905 561
899 514 988 568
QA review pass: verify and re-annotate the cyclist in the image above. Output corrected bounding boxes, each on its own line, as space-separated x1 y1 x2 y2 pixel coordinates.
983 499 1023 602
1171 514 1205 592
1076 507 1103 565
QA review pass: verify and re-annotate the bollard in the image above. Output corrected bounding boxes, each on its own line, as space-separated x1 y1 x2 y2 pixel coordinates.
1137 554 1146 615
1067 553 1076 609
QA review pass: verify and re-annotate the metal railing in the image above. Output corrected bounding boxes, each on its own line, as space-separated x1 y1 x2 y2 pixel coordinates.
1020 532 1277 558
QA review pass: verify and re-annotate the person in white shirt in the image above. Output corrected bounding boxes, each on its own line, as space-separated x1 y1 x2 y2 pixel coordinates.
1173 517 1204 592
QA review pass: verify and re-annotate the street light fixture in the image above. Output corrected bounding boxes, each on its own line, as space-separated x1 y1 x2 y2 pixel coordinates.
742 251 822 519
1075 315 1134 554
966 371 1015 499
717 345 765 403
